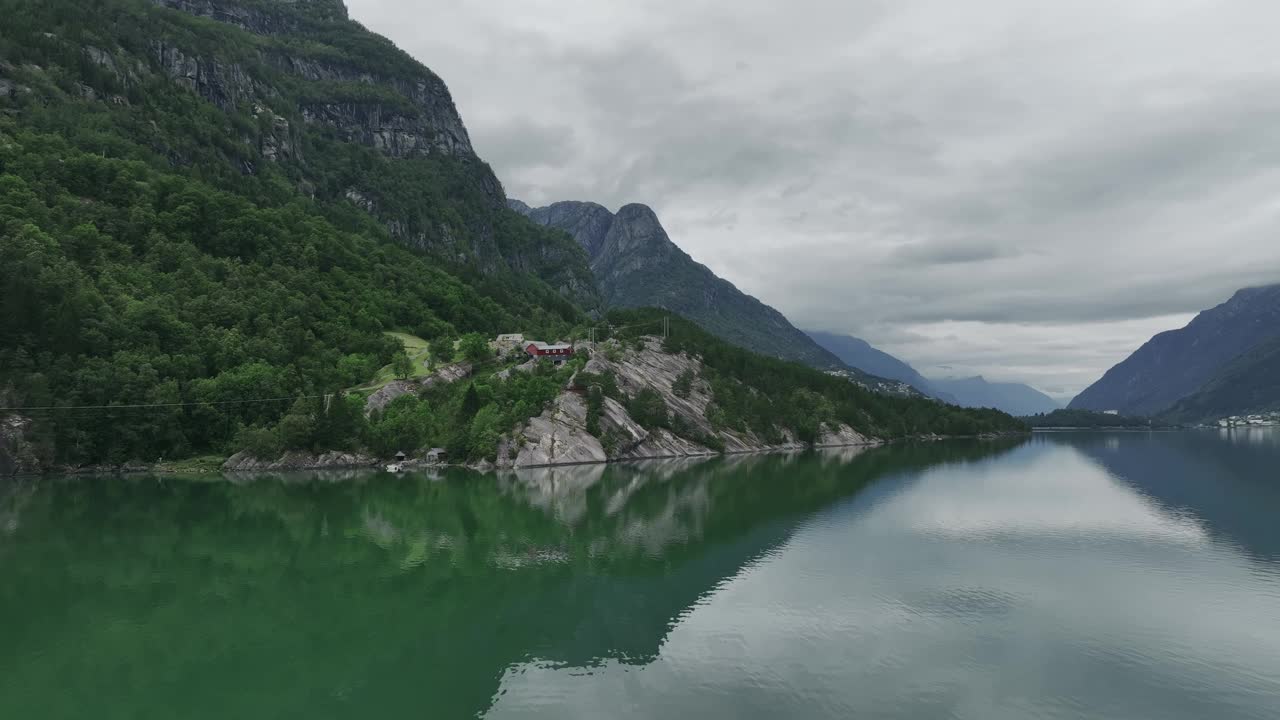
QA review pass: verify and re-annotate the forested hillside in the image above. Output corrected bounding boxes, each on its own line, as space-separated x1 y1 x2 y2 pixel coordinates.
0 0 594 464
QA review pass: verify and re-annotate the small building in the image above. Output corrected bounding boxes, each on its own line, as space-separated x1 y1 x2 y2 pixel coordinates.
394 450 407 462
525 341 575 364
490 333 526 353
426 448 447 463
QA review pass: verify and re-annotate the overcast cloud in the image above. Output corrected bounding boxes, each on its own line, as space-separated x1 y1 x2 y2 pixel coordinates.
348 0 1280 399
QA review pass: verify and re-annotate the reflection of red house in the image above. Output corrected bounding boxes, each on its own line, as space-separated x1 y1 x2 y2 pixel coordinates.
526 341 574 363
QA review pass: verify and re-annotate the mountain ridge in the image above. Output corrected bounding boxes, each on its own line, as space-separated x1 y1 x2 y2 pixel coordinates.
1070 284 1280 416
511 199 846 369
804 330 955 402
927 376 1062 416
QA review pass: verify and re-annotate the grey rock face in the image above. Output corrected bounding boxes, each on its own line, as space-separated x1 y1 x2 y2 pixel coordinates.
151 40 261 112
152 0 476 162
270 52 473 158
513 200 847 369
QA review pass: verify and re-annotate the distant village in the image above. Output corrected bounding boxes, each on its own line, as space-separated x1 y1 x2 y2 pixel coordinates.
1216 412 1280 428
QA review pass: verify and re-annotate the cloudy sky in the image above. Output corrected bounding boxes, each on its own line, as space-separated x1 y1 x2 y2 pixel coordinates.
348 0 1280 399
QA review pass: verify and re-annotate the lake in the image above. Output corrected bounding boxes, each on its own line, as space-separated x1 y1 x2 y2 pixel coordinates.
1 430 1278 719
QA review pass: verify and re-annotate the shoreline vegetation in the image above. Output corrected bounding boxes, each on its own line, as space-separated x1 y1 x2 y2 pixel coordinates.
4 431 1028 479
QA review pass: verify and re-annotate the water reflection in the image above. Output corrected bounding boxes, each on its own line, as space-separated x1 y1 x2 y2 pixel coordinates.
0 441 1019 720
486 433 1280 720
1046 430 1280 562
3 432 1277 719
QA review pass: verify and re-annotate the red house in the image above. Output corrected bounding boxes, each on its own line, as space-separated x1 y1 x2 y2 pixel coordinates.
526 341 574 364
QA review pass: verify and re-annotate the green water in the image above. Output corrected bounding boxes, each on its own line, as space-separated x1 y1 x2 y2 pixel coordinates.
2 431 1279 719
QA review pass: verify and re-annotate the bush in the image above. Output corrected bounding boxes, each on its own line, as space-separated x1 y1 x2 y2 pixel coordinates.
236 426 281 459
673 369 694 398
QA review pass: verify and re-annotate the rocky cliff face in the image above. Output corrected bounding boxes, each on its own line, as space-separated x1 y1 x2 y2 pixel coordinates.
496 338 880 469
150 0 475 162
1071 284 1280 416
136 0 598 303
512 200 846 369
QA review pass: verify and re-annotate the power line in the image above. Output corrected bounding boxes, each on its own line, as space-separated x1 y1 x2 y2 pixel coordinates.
1 395 329 412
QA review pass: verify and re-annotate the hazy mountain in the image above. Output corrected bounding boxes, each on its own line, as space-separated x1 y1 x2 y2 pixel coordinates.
512 200 845 369
1070 284 1280 416
805 331 957 402
928 377 1062 416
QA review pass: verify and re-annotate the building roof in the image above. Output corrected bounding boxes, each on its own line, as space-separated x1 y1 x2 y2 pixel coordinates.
528 341 573 351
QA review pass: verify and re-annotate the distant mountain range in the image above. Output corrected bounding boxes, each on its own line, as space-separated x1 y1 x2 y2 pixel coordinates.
927 376 1062 416
1071 284 1280 419
511 200 845 369
805 331 1061 415
805 331 954 402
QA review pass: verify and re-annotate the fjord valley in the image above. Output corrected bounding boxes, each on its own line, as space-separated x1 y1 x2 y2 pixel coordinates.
4 2 1280 719
0 0 1020 474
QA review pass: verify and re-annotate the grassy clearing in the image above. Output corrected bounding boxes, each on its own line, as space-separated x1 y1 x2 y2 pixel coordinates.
352 331 437 392
150 455 227 474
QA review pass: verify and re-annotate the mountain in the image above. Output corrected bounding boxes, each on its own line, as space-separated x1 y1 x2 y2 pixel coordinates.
0 0 598 464
1162 334 1280 422
511 200 844 369
928 377 1061 416
804 331 957 402
1070 285 1280 416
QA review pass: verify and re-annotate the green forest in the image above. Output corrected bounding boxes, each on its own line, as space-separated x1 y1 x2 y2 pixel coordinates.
0 0 1023 469
1021 409 1165 429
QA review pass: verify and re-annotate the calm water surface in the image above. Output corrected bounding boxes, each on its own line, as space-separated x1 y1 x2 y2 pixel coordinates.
2 430 1278 719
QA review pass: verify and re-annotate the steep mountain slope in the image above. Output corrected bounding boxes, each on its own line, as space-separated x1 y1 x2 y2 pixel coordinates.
1 0 598 305
928 377 1061 416
805 331 957 402
0 0 598 464
512 200 844 369
1070 285 1280 415
1162 334 1280 422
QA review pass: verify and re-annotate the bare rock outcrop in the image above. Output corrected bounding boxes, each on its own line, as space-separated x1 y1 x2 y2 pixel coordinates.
496 338 878 469
498 392 608 468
